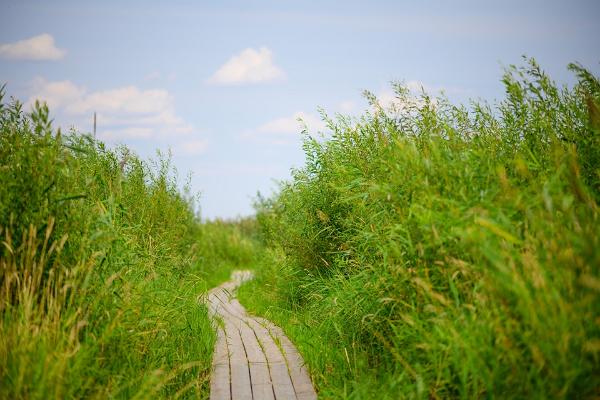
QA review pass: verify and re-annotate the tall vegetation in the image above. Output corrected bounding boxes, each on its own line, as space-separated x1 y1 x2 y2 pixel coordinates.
242 59 600 398
0 89 257 399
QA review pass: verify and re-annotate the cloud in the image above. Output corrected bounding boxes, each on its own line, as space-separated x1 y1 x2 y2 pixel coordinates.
26 78 204 149
26 78 84 109
242 111 326 145
338 100 357 113
207 47 285 85
144 71 177 82
177 139 209 155
101 127 154 140
0 34 66 61
144 71 162 81
67 86 173 115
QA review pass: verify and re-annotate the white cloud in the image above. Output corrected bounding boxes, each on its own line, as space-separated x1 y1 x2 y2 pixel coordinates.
144 71 162 81
257 112 325 134
207 47 285 85
26 78 203 146
178 139 209 155
27 77 84 109
0 34 66 61
338 100 357 113
101 127 154 140
67 86 172 115
144 71 177 82
242 111 326 145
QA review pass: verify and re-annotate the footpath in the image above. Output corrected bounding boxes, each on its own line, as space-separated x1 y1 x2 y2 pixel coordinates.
206 271 317 400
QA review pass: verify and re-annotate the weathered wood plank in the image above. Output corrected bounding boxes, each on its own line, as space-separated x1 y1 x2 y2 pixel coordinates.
278 339 315 397
230 362 253 400
269 362 297 400
225 324 246 362
227 325 252 400
240 323 266 364
250 363 274 400
205 271 316 400
213 328 230 366
255 319 317 399
295 391 318 400
245 319 286 364
210 363 231 400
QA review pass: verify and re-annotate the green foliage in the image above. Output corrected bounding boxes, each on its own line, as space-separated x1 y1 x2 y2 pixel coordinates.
195 217 262 288
0 88 257 399
246 59 600 398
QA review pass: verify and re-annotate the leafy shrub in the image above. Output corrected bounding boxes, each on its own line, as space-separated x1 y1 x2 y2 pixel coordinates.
251 59 600 398
0 88 217 399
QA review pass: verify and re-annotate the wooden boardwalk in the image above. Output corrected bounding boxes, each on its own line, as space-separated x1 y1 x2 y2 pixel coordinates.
205 271 317 400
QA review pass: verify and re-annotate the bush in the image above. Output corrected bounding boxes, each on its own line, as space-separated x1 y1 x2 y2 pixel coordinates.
0 89 214 399
251 59 600 398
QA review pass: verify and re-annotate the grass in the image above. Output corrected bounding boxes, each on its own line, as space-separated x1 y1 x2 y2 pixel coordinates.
2 58 598 399
0 89 260 399
238 59 600 399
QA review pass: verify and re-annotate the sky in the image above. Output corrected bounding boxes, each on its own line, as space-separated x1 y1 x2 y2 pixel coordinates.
1 0 599 219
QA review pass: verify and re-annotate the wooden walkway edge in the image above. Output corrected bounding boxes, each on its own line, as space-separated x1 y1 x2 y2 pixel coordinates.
205 271 317 400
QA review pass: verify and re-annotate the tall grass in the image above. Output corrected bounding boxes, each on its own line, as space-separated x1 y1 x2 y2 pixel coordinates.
0 89 259 399
240 59 600 398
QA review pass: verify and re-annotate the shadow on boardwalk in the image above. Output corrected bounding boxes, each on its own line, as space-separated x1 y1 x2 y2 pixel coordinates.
205 271 317 400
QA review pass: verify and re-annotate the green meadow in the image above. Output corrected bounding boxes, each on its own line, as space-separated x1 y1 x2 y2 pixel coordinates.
1 59 599 398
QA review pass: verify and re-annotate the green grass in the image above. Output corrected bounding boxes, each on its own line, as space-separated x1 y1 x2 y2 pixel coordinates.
2 58 599 399
0 89 261 399
239 59 600 399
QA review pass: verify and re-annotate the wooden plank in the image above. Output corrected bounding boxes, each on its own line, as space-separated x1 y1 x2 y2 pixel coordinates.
246 319 285 364
210 363 231 400
240 323 267 364
226 325 252 400
206 270 316 400
269 362 297 400
228 298 247 319
245 319 297 399
249 363 274 400
210 326 231 400
252 383 275 400
295 391 318 400
213 328 229 366
240 322 275 399
256 318 317 399
225 323 246 362
278 339 314 396
249 362 272 385
216 291 246 321
230 362 253 400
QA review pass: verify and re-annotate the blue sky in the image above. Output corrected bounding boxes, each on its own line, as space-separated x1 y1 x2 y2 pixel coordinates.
1 0 599 219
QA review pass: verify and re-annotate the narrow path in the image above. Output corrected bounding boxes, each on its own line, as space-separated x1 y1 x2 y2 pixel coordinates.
205 271 317 400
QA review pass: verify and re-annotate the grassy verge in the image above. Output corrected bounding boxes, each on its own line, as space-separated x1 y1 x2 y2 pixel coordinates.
0 89 260 399
239 59 600 399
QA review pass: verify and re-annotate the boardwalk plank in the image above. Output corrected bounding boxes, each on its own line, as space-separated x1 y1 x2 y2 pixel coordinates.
257 319 317 399
240 323 267 364
269 362 297 400
213 328 229 366
230 362 253 400
246 319 285 364
249 363 275 400
205 270 316 400
225 322 252 400
210 363 231 400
